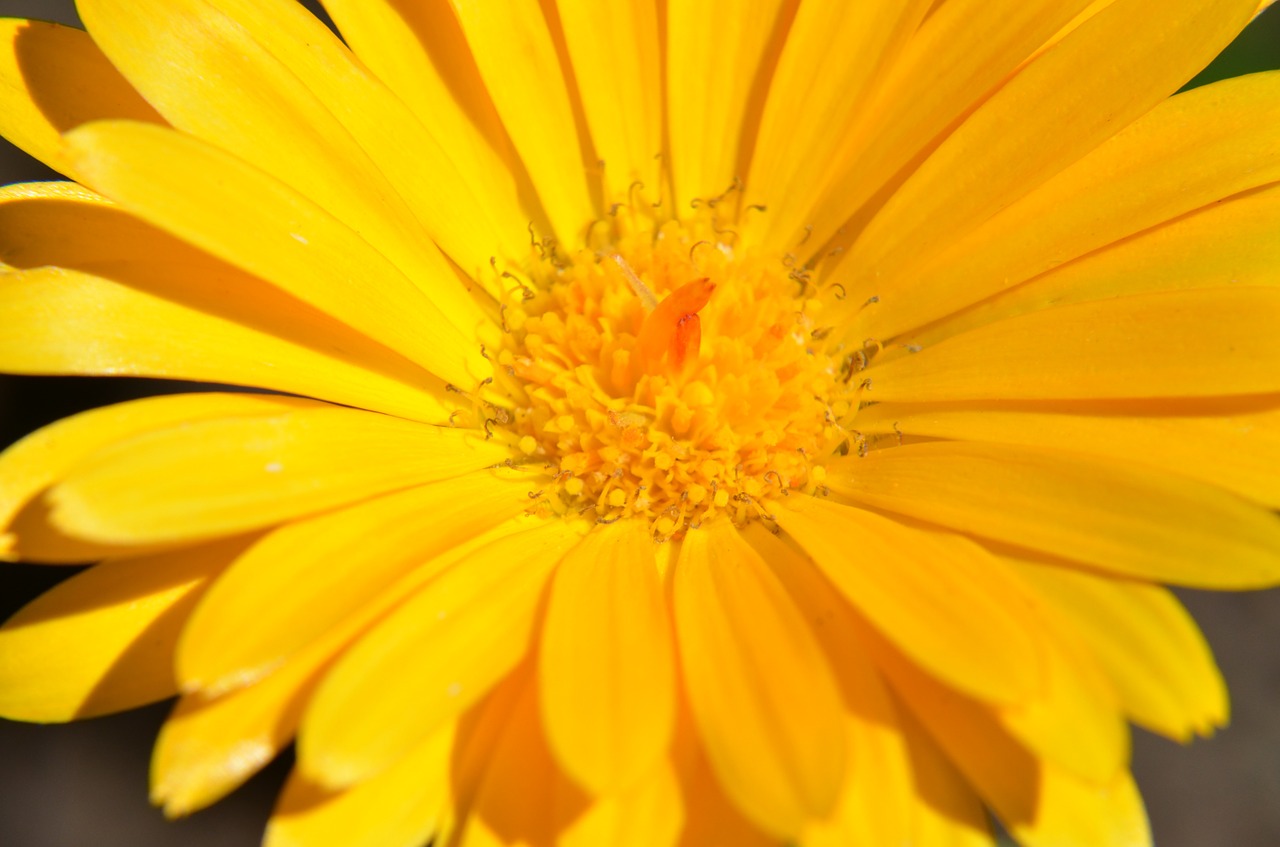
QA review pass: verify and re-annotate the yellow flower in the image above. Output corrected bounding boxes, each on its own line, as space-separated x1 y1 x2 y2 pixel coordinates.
1 1 1279 845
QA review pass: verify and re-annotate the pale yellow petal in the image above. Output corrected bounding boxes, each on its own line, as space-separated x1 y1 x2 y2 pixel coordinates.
828 441 1280 588
674 520 846 840
742 1 930 251
665 0 790 208
448 0 594 245
1011 557 1228 740
866 288 1280 402
856 398 1280 508
77 0 499 319
64 120 486 388
0 392 304 563
265 725 456 847
774 497 1043 705
539 520 675 795
0 19 162 177
833 0 1257 313
554 0 661 203
178 473 531 696
48 401 508 545
298 519 584 789
862 70 1280 338
0 538 246 722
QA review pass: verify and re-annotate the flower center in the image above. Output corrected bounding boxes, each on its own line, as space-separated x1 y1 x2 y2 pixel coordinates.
486 203 861 540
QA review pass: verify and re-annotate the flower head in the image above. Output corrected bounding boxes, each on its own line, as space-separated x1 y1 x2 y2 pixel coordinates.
1 1 1279 845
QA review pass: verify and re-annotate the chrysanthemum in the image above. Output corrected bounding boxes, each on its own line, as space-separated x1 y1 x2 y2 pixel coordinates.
2 1 1279 844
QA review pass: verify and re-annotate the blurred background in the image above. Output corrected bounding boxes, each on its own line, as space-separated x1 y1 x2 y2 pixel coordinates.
0 1 1278 845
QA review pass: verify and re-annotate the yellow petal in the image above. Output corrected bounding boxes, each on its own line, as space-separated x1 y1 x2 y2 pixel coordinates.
320 0 534 269
742 1 931 251
448 0 594 244
64 120 486 388
0 537 246 722
265 724 456 847
895 709 996 847
0 18 162 177
878 637 1151 847
745 522 992 847
665 0 790 208
77 0 498 321
863 70 1280 338
834 0 1257 312
774 497 1043 706
152 650 320 816
855 398 1280 508
1010 557 1227 740
559 764 684 847
800 0 1096 253
554 0 662 203
298 519 584 789
48 400 508 545
451 672 588 847
178 473 531 696
539 520 675 795
155 516 543 816
828 441 1280 588
906 180 1280 348
866 288 1280 401
0 202 449 420
674 520 846 839
0 392 305 563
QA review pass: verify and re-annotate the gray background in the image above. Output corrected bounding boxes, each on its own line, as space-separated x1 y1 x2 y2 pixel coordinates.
1 1 1278 845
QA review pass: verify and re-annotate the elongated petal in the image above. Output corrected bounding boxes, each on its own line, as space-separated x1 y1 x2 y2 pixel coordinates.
319 0 532 257
559 764 683 847
153 651 321 816
554 0 661 201
835 0 1257 311
801 0 1094 253
906 181 1280 347
158 517 543 815
298 519 584 789
448 0 594 244
867 288 1280 402
266 725 456 847
0 253 448 422
883 645 1151 847
855 398 1280 508
0 538 246 722
829 441 1280 588
1010 557 1227 740
0 19 162 177
450 673 588 847
743 1 930 250
539 520 675 795
866 71 1280 338
178 473 530 696
0 393 304 562
775 497 1042 705
674 520 846 839
64 120 485 387
77 0 501 315
666 0 790 207
48 401 508 545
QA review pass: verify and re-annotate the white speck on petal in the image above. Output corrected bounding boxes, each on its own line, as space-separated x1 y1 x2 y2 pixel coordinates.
264 461 284 473
290 232 309 245
446 682 461 697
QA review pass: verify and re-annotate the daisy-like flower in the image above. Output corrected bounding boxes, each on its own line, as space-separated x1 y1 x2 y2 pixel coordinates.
2 1 1280 845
